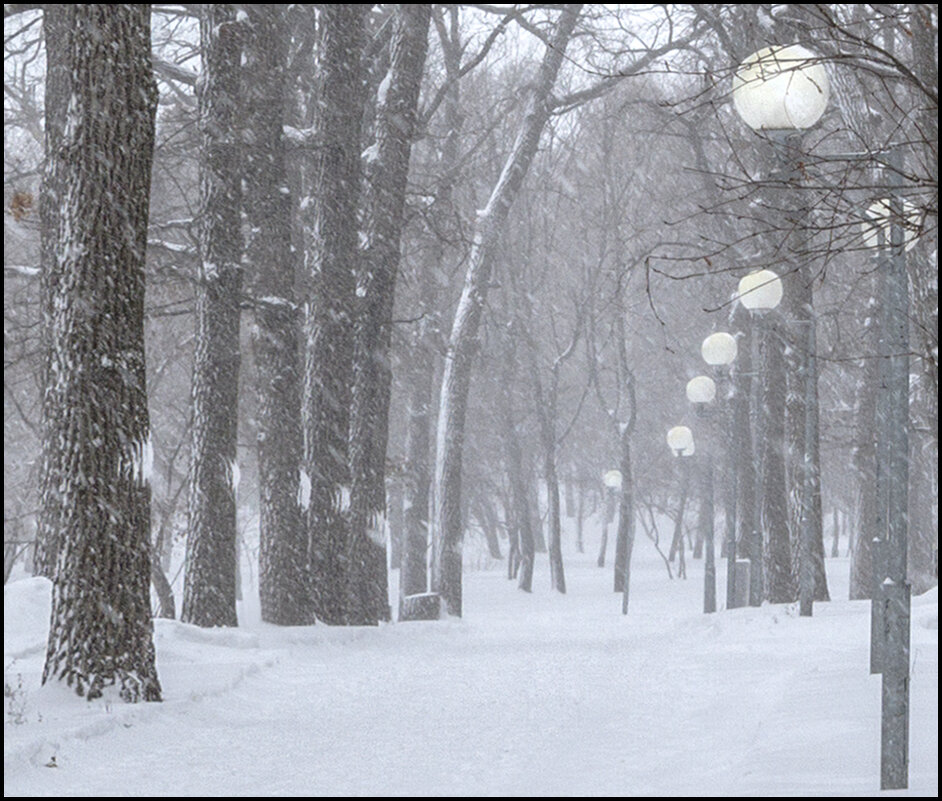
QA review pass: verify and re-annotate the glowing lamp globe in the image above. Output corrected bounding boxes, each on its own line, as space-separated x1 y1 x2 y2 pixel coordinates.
603 469 622 490
701 332 738 366
732 45 830 131
686 375 717 404
737 269 783 311
666 426 695 456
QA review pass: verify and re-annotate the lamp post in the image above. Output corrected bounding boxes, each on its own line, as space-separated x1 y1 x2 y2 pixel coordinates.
733 45 829 618
732 44 911 789
701 332 739 608
735 269 786 607
686 377 717 614
666 426 695 583
598 468 621 569
861 176 914 790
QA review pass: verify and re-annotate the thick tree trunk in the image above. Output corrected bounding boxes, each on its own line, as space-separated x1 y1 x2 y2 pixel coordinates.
302 5 369 624
301 6 368 624
182 4 242 629
245 5 309 626
41 4 161 702
347 5 430 625
430 6 582 616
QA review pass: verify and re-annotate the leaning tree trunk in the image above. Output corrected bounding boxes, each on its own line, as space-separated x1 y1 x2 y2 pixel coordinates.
244 5 309 626
430 5 582 617
182 4 242 629
301 5 367 625
347 5 430 625
41 4 161 702
34 4 71 579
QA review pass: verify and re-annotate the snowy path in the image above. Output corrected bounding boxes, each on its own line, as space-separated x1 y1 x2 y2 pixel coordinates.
4 545 938 796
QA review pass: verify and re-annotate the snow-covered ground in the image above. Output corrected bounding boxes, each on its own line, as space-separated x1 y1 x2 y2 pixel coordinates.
4 523 938 797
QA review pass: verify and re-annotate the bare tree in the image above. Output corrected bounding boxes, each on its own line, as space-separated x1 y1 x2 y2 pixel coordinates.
430 5 583 617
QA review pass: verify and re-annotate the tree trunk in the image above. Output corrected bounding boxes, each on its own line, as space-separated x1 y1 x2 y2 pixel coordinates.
301 6 367 624
503 492 521 580
529 472 548 554
669 466 689 576
616 432 636 613
34 4 71 579
41 4 161 702
850 295 880 599
730 305 759 605
831 508 840 558
527 339 565 593
575 483 585 553
760 314 796 603
430 5 582 616
347 5 430 625
387 478 404 570
597 488 614 567
182 4 242 629
400 336 434 600
474 495 503 560
499 366 534 593
245 5 309 626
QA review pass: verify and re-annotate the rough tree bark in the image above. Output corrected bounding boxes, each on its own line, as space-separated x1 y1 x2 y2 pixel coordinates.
244 5 309 625
34 4 72 580
301 5 367 624
41 4 161 702
347 4 430 625
182 4 242 629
